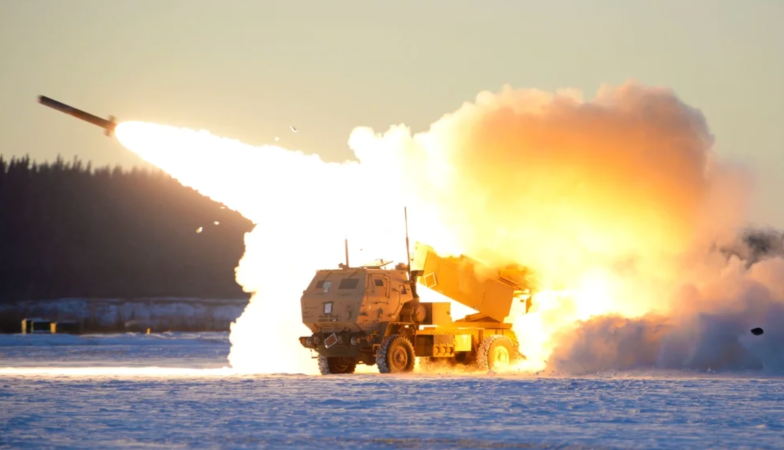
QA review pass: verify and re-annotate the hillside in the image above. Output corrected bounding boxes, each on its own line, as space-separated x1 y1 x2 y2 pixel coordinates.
0 155 254 331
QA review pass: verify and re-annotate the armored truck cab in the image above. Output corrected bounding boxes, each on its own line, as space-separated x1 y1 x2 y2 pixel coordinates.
301 267 416 334
299 263 420 374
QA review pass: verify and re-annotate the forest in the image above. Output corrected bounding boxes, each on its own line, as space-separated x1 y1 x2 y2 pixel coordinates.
0 155 254 304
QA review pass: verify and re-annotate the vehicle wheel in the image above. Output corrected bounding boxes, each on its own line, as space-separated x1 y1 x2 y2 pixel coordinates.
476 335 517 373
318 355 357 375
376 334 416 373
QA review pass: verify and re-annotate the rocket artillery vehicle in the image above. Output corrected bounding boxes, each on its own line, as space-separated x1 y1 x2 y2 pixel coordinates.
299 241 534 375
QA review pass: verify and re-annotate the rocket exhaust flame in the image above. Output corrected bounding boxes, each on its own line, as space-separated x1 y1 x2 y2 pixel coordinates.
112 82 784 376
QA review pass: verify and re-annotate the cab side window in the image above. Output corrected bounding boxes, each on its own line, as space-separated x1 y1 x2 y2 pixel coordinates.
316 280 332 292
338 278 359 290
372 275 388 296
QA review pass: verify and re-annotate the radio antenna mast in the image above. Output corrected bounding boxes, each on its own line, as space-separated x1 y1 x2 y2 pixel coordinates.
344 235 350 269
404 207 411 276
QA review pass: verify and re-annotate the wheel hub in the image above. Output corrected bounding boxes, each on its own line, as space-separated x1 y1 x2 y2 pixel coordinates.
334 358 350 371
391 347 408 369
492 346 510 370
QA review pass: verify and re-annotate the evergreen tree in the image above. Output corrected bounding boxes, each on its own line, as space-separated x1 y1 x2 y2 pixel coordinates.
0 156 254 303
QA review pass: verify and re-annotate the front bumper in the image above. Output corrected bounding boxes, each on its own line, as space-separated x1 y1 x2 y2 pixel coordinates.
299 332 372 356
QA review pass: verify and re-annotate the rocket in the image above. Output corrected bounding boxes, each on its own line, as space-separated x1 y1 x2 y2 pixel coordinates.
37 95 117 137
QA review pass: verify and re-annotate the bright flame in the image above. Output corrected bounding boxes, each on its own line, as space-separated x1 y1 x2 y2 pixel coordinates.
114 122 420 375
113 81 756 375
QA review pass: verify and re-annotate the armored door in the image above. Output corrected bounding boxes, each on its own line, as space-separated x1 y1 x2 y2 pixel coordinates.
367 273 391 304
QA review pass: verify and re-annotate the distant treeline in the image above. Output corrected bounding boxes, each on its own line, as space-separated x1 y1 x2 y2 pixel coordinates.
0 155 254 304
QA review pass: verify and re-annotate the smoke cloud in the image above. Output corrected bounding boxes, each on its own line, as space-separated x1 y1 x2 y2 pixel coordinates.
350 82 770 374
116 81 779 375
549 250 784 375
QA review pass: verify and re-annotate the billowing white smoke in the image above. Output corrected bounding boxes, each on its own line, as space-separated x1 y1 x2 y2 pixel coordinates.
114 81 778 375
549 234 784 375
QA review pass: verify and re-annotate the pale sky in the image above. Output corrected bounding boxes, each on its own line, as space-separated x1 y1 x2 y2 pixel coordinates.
1 0 782 225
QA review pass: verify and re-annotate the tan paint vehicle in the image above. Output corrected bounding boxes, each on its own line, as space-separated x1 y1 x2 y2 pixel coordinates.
299 242 534 374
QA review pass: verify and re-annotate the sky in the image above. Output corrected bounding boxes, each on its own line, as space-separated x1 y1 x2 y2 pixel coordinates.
0 0 782 225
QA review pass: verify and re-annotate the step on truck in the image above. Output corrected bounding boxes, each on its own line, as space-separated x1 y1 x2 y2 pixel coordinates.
299 242 534 374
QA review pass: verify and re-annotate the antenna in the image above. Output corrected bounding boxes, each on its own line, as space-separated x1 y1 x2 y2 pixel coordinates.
404 207 411 276
344 235 350 269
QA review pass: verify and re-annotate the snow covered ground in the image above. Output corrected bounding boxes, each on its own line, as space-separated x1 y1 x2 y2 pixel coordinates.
0 332 230 369
1 333 783 449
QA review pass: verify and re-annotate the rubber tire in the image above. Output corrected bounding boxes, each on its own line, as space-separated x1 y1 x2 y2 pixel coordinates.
318 355 357 375
376 334 416 374
476 335 516 373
